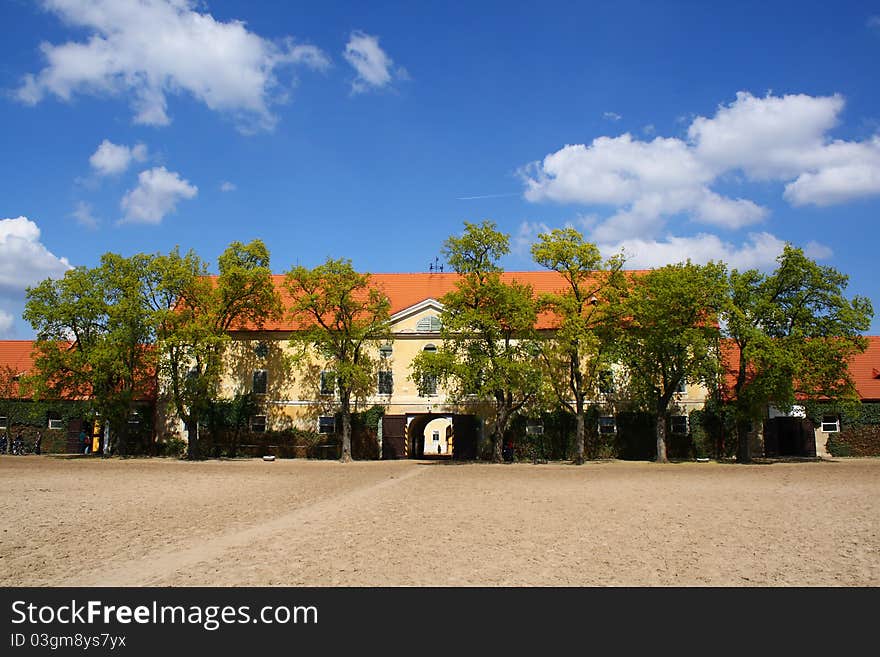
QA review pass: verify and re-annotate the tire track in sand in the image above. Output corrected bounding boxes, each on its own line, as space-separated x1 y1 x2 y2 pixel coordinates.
63 465 427 586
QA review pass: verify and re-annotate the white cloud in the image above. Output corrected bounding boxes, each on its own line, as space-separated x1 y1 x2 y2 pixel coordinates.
0 310 14 337
17 0 330 132
343 31 402 93
89 139 147 175
598 232 791 271
0 217 72 297
71 201 99 228
511 220 552 256
783 153 880 206
120 167 197 224
869 15 880 30
521 91 880 241
603 111 622 121
219 181 237 192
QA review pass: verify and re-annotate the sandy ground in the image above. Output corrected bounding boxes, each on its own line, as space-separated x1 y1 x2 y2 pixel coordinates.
1 455 878 586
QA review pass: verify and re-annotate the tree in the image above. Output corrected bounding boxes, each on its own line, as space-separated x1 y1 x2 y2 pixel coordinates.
413 220 542 463
531 228 626 464
150 241 280 460
615 260 727 463
283 258 392 463
723 245 873 462
23 253 157 455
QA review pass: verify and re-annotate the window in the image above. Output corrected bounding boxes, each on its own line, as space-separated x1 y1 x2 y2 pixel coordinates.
250 415 267 433
416 315 442 332
128 410 141 425
420 374 438 397
378 371 393 395
598 370 615 394
379 343 393 359
318 416 336 434
420 345 438 396
253 370 268 395
598 416 616 434
0 416 6 430
47 414 63 430
675 378 687 394
670 415 688 434
432 431 440 442
821 415 840 433
320 371 335 396
253 341 269 358
526 424 544 436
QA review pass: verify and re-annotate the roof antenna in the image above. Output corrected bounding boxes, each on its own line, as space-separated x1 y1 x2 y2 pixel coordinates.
429 256 444 273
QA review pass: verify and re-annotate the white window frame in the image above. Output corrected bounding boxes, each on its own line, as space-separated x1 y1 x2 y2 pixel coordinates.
48 414 63 430
598 416 616 435
250 415 267 433
821 415 840 433
0 416 7 430
128 410 141 425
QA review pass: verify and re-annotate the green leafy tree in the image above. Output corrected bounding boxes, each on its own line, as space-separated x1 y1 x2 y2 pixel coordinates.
723 245 873 462
413 220 542 463
24 253 157 455
150 241 280 460
616 260 727 463
283 258 392 462
531 227 626 463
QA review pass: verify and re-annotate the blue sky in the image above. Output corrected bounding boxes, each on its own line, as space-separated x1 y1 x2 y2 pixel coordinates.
2 0 879 337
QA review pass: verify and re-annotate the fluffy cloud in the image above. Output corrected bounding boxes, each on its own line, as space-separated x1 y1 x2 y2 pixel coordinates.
219 181 237 192
522 91 880 240
120 167 197 224
17 0 330 131
71 201 99 228
598 232 794 271
0 310 14 337
0 217 72 296
89 139 147 175
343 31 404 93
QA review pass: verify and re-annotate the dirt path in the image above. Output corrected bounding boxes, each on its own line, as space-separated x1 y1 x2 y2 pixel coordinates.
2 456 878 586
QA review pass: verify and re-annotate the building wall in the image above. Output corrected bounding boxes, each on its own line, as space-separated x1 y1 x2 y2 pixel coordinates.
160 303 713 441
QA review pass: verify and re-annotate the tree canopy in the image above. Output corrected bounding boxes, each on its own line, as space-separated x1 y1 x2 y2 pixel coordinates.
615 260 727 462
723 245 873 462
531 227 626 463
413 220 542 462
283 258 392 462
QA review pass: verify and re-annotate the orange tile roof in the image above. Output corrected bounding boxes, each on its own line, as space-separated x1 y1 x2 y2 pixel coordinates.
239 270 642 331
0 340 156 402
0 340 36 375
719 336 880 402
849 336 880 401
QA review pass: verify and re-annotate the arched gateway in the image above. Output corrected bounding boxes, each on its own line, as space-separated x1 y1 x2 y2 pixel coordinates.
381 414 479 460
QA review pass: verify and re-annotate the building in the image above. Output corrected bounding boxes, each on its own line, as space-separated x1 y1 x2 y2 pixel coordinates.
178 271 711 459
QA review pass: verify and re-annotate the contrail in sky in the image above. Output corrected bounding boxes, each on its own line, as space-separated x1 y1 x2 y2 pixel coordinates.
456 192 521 200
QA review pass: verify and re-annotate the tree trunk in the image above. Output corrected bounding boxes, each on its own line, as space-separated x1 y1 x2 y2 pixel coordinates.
493 429 503 463
736 419 752 463
340 394 352 463
573 408 585 465
655 408 668 463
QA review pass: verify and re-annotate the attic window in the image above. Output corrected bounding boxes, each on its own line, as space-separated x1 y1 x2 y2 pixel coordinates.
416 315 441 332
